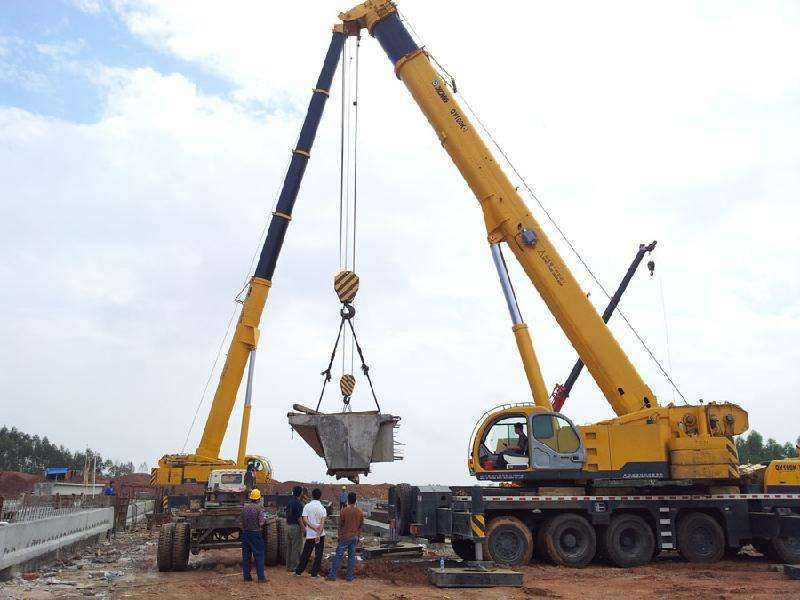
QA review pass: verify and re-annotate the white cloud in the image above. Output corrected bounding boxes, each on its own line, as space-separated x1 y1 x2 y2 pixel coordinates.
68 0 103 14
35 38 86 58
2 1 799 483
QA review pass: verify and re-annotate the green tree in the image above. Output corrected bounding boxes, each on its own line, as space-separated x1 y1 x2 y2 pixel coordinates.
736 430 797 464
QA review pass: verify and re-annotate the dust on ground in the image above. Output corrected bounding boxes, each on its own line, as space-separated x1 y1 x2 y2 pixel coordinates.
2 527 799 600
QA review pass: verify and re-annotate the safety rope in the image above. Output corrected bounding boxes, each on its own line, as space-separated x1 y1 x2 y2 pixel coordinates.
398 10 688 404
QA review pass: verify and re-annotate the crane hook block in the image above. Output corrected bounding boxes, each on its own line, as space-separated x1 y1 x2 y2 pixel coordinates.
334 270 360 303
340 374 356 398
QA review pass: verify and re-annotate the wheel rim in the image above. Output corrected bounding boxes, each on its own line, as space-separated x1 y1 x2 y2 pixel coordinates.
619 526 641 554
558 526 588 558
491 529 524 563
688 524 716 557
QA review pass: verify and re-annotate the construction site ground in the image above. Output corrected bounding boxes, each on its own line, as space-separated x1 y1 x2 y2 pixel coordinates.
2 523 798 600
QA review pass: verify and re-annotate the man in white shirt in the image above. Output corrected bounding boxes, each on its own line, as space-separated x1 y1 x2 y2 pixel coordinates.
294 488 327 577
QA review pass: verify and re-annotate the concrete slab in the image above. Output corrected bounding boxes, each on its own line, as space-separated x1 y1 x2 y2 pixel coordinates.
287 410 400 480
428 566 523 588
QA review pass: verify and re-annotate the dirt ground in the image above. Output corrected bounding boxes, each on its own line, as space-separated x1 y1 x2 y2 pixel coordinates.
2 526 799 600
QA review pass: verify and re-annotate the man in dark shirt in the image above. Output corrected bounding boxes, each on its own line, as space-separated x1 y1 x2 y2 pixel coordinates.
498 423 529 468
285 486 304 572
512 423 529 454
326 492 363 582
241 489 267 583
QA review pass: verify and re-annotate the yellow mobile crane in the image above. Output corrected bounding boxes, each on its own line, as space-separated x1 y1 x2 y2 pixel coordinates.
327 0 800 567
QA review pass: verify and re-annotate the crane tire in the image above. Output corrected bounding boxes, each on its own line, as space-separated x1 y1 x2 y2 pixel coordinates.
171 522 190 571
276 518 287 565
264 517 280 567
394 484 414 536
543 513 596 568
451 539 476 561
676 512 725 563
482 516 534 566
157 523 175 572
765 535 800 563
535 518 556 564
603 514 655 568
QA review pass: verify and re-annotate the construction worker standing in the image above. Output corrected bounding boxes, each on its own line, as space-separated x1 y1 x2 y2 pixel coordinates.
285 486 305 572
294 488 326 577
339 485 348 511
241 489 267 583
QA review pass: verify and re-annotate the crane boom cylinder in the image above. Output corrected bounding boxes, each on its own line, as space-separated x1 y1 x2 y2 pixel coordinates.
490 243 551 410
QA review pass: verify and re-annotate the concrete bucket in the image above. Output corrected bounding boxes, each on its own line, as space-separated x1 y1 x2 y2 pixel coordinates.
287 405 401 482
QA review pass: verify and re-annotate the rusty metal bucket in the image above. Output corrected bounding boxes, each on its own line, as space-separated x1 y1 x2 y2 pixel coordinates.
287 405 401 482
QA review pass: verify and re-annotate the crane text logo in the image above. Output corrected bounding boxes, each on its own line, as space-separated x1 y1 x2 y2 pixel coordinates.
432 79 450 103
537 249 565 286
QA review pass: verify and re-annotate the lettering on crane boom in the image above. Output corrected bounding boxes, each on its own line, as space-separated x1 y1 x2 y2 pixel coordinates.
432 79 450 103
432 79 468 132
776 464 798 471
537 249 565 286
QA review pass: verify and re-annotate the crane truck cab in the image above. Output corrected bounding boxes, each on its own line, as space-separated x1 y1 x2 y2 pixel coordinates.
204 468 248 508
469 404 585 480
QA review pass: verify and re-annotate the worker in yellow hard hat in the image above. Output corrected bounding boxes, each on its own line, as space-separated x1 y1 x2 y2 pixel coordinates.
339 485 348 512
241 488 267 583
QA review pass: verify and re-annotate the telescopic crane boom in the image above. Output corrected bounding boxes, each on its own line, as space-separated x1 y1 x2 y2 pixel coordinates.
152 29 346 486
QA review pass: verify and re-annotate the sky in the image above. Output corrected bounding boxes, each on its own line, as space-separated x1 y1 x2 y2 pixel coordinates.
1 1 798 485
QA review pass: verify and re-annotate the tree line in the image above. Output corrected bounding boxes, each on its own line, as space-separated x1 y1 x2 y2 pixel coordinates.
735 430 798 464
0 426 137 477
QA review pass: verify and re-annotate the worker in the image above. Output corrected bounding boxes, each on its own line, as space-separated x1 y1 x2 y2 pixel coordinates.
285 485 305 572
294 488 326 577
796 436 800 457
327 491 363 582
498 423 529 468
241 488 267 583
339 485 348 511
103 480 115 496
244 462 256 490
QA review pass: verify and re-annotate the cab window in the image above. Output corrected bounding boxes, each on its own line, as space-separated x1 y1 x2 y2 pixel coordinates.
481 415 527 453
531 414 580 454
220 473 243 485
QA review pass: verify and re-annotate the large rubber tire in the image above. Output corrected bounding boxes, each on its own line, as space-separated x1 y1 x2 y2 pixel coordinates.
451 539 476 561
603 514 655 568
171 522 190 571
264 517 280 567
276 518 287 566
483 516 534 566
157 523 175 572
763 535 800 563
543 513 596 568
676 512 725 564
394 484 414 536
535 518 556 564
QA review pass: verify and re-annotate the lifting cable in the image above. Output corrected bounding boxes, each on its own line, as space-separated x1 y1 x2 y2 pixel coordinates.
316 34 381 414
398 10 688 405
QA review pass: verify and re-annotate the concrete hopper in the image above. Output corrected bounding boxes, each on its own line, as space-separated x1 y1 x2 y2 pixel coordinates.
287 405 401 482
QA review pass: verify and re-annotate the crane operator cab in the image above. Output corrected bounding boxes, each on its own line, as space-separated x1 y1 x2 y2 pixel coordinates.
469 404 585 481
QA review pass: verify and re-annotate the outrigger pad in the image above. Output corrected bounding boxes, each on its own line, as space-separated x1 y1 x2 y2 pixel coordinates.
287 406 400 482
